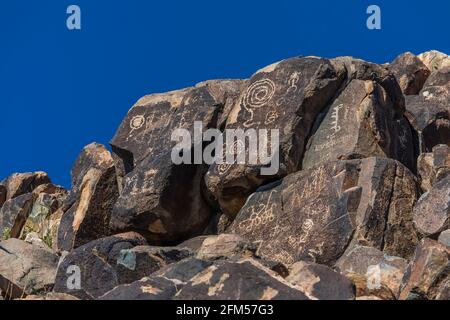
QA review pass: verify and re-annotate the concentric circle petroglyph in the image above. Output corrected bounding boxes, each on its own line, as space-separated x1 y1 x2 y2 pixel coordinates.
130 115 146 130
243 79 276 108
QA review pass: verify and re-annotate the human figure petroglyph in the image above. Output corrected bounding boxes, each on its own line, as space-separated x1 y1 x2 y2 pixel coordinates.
286 71 301 94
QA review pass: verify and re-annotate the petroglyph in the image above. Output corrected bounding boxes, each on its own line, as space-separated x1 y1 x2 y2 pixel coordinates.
130 115 146 131
243 79 276 109
327 104 344 139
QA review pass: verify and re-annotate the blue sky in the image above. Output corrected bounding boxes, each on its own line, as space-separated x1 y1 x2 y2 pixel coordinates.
1 0 449 188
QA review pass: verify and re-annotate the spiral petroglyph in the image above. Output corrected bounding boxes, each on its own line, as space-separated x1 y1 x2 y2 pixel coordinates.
243 79 276 109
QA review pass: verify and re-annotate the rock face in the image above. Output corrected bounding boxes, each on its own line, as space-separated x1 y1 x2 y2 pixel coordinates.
399 239 450 300
0 239 59 299
417 144 450 192
229 157 419 266
389 52 430 95
413 176 450 237
57 143 119 251
205 57 347 217
110 81 243 244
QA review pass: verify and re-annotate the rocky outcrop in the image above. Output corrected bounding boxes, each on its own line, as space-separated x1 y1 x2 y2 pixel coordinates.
1 50 450 300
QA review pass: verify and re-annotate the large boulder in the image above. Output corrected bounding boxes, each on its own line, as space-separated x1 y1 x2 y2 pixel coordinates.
205 57 347 217
399 239 450 300
405 67 450 152
302 79 415 171
229 157 419 267
174 258 311 300
20 184 67 246
54 232 148 299
389 52 430 95
418 50 450 72
3 172 50 201
53 232 194 299
413 175 450 237
335 244 408 299
0 193 34 239
417 144 450 192
110 81 242 244
100 258 212 300
56 143 119 251
0 239 59 299
286 261 355 300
